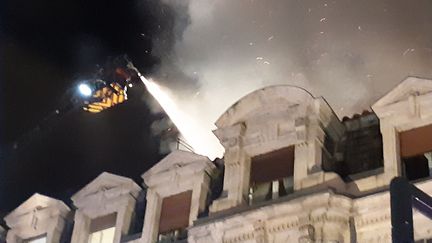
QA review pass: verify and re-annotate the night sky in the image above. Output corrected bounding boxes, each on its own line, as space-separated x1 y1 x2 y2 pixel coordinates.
0 0 178 213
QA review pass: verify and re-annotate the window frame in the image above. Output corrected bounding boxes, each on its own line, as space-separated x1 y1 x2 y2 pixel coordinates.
25 234 47 243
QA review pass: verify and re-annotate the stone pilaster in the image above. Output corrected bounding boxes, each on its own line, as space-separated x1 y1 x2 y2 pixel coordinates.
141 189 162 243
380 119 401 180
70 210 90 243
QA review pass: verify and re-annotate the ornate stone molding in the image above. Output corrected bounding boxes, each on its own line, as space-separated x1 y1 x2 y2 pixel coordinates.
193 192 352 243
267 219 300 234
298 224 315 242
70 172 141 243
222 231 255 243
211 86 346 213
4 193 70 243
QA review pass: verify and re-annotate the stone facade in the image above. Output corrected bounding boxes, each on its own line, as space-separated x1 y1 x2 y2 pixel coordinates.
4 193 70 243
4 77 432 243
70 172 141 243
141 151 217 243
210 86 345 213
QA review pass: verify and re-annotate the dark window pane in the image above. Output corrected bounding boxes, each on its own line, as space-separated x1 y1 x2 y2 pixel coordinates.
400 124 432 158
159 190 192 234
250 146 294 184
89 212 117 233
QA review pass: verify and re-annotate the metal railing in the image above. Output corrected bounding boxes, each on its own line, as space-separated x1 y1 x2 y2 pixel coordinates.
390 177 432 243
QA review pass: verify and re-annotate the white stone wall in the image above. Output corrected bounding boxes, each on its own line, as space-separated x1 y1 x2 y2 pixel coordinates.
188 79 432 243
141 150 218 243
211 86 346 213
4 193 70 243
70 172 141 243
5 78 432 243
189 179 432 243
191 192 352 243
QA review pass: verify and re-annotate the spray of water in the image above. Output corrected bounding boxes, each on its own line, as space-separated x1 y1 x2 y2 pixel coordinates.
138 74 224 159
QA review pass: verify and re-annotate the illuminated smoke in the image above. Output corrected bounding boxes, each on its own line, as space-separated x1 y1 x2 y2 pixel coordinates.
146 0 432 157
139 74 224 159
153 0 432 112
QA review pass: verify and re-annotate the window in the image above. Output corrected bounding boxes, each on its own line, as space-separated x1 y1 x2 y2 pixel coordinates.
248 146 295 204
415 238 432 243
88 213 117 243
88 227 115 243
157 229 188 243
26 235 47 243
159 190 192 240
400 124 432 181
158 190 192 241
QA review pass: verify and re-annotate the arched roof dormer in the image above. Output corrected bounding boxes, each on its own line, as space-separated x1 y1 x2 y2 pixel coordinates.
210 85 345 213
216 85 315 128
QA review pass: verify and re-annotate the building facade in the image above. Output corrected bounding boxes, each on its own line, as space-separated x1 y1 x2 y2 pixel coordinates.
4 76 432 242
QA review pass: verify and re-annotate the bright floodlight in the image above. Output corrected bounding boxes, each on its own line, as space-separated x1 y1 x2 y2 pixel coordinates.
78 83 92 97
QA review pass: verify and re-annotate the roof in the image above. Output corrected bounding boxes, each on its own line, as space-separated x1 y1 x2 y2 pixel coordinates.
143 150 211 176
216 85 315 128
373 76 432 109
4 193 70 227
142 150 215 186
71 172 141 205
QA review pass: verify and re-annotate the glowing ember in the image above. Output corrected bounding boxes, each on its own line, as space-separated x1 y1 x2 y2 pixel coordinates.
139 75 224 160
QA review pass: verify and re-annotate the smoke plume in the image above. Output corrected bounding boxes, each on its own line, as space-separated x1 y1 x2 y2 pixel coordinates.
148 0 432 157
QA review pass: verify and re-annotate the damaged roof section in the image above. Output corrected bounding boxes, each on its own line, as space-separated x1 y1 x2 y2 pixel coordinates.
324 111 384 180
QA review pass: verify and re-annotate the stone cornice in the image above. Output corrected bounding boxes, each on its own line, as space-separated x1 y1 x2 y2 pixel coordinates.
195 192 352 231
143 152 216 188
71 172 141 208
5 193 70 229
372 76 432 109
355 213 390 228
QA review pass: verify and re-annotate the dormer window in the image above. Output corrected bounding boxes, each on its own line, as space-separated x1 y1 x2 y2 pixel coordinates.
158 191 192 242
4 194 70 243
142 151 216 243
88 213 117 243
400 124 432 181
248 146 295 204
70 172 141 243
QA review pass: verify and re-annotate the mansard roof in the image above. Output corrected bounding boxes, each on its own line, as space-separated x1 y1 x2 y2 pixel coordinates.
4 193 70 227
216 85 316 128
71 172 141 206
373 76 432 108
